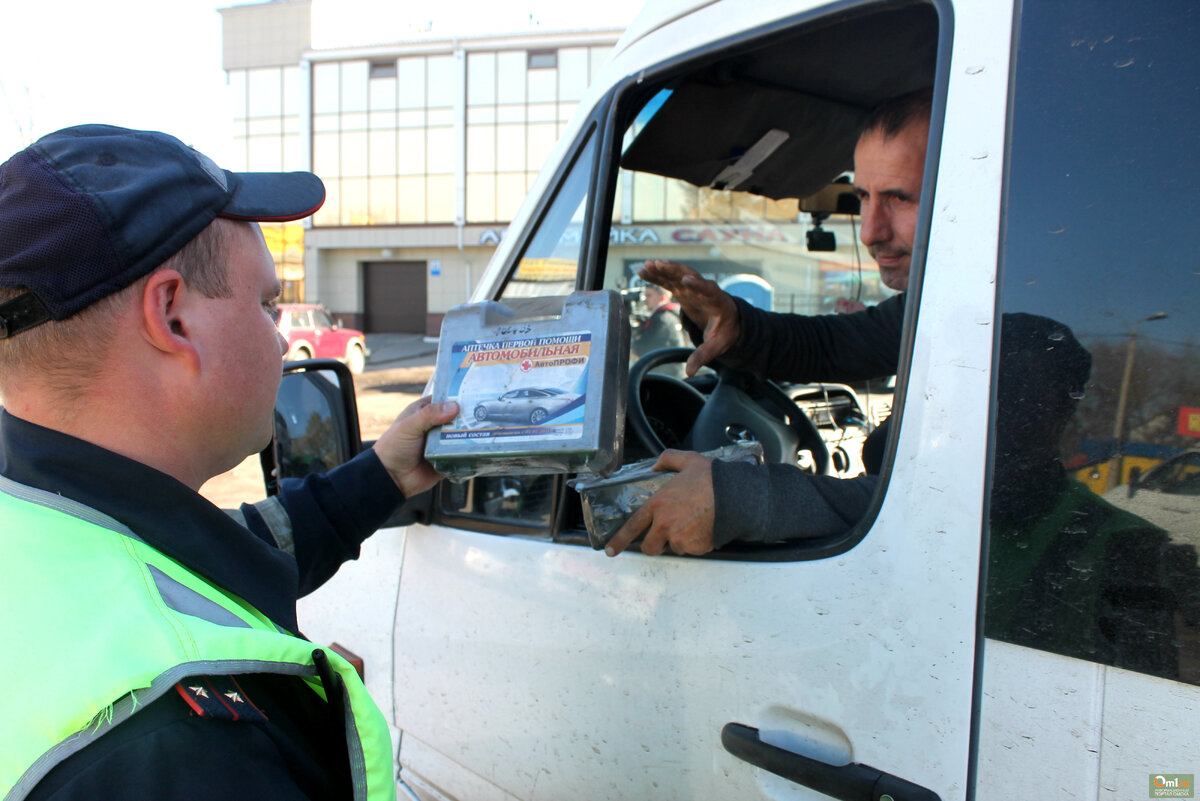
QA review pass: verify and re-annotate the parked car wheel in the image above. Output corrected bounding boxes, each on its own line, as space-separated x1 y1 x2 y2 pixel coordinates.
346 342 366 374
474 405 489 421
529 408 547 424
289 345 313 362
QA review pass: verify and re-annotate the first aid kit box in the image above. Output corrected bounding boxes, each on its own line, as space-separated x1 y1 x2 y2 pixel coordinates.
424 290 629 479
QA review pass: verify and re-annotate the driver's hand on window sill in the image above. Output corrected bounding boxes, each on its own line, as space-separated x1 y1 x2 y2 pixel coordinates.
605 450 716 557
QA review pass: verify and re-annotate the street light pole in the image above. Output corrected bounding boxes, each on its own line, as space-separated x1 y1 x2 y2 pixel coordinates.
1107 311 1168 490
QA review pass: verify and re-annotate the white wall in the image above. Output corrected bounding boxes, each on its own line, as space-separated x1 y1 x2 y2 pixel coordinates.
309 244 497 316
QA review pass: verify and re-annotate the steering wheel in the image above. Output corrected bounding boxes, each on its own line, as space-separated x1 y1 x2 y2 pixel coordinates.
626 347 830 472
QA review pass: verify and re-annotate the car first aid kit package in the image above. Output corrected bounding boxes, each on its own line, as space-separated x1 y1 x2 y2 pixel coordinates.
425 290 629 479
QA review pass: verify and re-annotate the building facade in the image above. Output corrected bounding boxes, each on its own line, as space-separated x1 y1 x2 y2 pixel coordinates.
220 0 620 334
219 0 888 335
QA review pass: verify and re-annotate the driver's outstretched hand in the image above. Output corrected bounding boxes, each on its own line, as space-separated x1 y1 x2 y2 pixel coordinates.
639 260 741 376
605 450 716 557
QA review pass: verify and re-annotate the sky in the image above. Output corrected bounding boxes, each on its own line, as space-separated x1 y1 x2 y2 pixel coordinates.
0 0 646 166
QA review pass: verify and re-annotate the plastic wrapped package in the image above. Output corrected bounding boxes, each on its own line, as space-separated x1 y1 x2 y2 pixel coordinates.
570 442 764 550
425 291 629 479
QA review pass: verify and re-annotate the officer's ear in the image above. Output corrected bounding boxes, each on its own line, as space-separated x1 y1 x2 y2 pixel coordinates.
140 268 201 373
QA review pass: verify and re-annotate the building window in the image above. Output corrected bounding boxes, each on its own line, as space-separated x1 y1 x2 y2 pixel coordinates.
260 223 306 302
312 54 458 227
306 42 613 227
528 49 558 69
229 65 305 279
369 60 397 79
464 45 609 224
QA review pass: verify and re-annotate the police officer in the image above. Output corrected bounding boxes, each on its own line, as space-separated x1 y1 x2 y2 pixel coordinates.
0 125 457 800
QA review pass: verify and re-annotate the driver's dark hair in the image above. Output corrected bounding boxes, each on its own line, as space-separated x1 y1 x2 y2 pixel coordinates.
860 88 934 140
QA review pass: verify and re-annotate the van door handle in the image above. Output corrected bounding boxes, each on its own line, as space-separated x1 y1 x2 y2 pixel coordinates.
721 723 941 801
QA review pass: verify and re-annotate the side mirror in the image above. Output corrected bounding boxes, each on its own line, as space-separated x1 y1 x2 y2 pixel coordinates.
260 357 439 528
260 359 361 496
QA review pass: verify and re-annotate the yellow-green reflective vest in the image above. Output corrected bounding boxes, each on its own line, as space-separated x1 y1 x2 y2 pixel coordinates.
0 477 396 801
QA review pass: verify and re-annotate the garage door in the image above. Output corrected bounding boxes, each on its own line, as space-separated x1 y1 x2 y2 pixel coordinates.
363 261 427 333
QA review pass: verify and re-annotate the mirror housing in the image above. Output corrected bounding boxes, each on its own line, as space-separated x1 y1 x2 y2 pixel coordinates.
261 359 361 496
260 357 439 527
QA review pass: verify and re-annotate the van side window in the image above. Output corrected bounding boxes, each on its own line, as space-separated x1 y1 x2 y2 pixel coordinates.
596 4 939 538
602 87 898 468
989 0 1200 683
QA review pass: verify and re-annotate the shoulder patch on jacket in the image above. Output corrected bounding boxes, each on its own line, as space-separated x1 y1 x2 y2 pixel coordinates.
175 676 269 724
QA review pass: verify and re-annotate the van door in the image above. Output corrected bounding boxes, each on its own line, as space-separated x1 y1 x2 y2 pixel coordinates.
976 0 1200 796
393 1 1011 800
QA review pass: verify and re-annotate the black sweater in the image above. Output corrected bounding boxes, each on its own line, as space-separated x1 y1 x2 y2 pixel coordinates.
693 294 904 547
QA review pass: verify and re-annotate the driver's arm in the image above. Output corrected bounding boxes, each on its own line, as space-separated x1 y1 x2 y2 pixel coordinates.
605 450 717 556
639 260 904 386
605 456 879 557
719 293 904 384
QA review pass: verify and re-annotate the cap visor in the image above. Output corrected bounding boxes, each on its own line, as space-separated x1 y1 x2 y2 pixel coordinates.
220 171 326 222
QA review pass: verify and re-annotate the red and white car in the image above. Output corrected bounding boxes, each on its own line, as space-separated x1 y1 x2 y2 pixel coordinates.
277 303 369 374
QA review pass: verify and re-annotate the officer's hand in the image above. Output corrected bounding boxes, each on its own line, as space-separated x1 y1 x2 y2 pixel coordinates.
372 396 458 497
605 450 716 557
639 259 741 376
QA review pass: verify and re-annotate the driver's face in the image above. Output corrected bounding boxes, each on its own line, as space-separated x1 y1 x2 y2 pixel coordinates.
852 118 929 292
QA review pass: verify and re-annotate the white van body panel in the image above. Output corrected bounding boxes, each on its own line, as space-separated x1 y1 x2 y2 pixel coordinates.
297 529 409 749
290 0 1200 798
391 2 1012 800
615 0 721 55
977 642 1200 801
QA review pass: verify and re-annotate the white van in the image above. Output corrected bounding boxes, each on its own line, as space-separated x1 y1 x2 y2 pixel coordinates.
287 0 1200 798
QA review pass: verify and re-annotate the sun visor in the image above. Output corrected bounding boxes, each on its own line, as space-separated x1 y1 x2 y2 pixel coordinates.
619 83 866 201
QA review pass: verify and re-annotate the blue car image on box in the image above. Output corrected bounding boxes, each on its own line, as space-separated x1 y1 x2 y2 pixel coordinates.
473 387 581 425
437 331 593 442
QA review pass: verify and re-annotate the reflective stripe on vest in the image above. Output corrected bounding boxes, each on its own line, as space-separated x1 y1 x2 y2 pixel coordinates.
0 477 395 801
